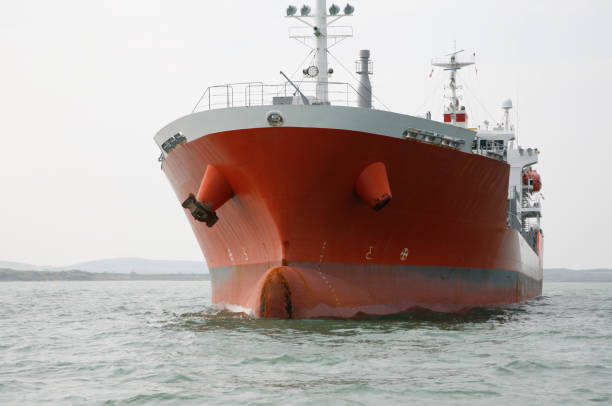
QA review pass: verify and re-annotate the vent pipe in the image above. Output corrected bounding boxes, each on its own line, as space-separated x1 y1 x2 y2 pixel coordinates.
356 49 373 109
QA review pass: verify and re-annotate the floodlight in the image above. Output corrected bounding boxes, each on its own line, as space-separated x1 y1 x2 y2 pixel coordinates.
344 3 354 15
286 5 297 16
329 4 340 15
306 66 319 77
300 5 311 16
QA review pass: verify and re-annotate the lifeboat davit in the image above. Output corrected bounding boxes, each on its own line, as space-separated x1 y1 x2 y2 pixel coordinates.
523 168 542 192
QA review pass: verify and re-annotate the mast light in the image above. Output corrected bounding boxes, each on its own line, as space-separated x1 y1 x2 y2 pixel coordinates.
304 65 320 77
300 5 311 16
329 4 340 15
286 5 297 16
344 3 355 15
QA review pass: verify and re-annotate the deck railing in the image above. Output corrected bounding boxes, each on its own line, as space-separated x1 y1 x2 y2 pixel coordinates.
192 81 366 113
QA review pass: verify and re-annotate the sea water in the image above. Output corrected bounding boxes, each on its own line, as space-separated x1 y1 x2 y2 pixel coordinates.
1 281 611 405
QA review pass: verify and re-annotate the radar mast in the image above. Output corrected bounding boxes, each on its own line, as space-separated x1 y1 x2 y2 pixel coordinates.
432 44 475 127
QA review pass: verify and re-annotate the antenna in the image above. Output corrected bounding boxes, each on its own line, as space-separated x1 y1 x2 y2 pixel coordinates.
501 99 513 131
516 92 520 143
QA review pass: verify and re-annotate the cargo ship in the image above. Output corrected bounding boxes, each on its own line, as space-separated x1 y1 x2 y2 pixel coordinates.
154 1 543 318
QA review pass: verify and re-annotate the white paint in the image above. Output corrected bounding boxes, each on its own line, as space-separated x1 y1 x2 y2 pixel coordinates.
357 50 372 108
315 0 329 104
155 105 476 154
318 240 328 265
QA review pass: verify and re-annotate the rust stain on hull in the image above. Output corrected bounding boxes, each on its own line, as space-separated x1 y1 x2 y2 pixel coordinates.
259 269 293 319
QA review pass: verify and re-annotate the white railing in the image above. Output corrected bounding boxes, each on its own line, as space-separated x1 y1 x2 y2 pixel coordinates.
191 81 366 113
288 25 354 40
472 138 506 160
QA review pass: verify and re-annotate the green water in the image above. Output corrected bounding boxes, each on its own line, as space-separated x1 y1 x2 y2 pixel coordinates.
1 281 610 405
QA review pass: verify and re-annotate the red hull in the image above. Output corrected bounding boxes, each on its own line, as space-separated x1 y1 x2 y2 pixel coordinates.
162 126 543 318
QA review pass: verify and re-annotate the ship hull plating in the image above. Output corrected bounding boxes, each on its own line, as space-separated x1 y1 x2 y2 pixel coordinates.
212 264 542 318
161 113 543 318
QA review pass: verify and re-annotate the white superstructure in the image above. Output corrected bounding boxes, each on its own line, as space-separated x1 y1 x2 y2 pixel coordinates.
472 101 543 245
430 44 543 246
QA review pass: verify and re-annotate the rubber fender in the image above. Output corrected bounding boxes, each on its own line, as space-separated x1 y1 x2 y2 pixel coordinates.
355 162 392 211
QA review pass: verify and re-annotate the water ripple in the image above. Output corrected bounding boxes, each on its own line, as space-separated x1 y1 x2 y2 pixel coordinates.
0 281 611 405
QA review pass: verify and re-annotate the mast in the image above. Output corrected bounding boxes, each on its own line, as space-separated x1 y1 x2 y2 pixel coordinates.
315 0 329 104
286 2 354 105
432 46 475 127
449 56 458 116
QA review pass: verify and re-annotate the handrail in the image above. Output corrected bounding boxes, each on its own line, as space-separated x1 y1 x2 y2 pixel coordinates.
191 80 367 113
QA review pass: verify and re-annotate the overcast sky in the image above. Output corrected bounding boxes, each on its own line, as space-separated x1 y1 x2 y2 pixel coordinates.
1 0 610 269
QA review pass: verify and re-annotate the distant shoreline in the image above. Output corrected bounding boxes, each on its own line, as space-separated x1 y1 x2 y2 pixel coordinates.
544 268 612 283
0 269 210 282
2 267 612 282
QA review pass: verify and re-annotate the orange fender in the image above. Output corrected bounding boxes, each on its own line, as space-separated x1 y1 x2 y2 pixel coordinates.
197 165 233 211
355 162 392 211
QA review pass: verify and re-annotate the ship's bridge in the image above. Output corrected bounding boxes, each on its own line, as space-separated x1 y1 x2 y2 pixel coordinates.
472 129 515 161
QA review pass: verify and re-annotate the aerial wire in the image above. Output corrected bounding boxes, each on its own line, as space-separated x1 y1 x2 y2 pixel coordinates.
414 72 442 118
462 80 496 124
516 81 520 143
289 49 316 80
285 49 316 97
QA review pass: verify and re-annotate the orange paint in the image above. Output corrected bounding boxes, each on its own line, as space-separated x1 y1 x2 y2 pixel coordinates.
355 162 392 210
162 126 543 318
196 165 233 211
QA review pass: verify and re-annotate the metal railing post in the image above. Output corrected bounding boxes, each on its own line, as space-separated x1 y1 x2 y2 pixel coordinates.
193 80 359 110
346 83 349 106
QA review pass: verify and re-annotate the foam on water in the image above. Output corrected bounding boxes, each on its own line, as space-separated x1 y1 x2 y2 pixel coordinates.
0 281 611 405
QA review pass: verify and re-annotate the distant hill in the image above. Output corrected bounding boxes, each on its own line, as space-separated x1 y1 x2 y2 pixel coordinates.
62 258 208 274
0 261 48 271
0 258 208 274
0 269 210 282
